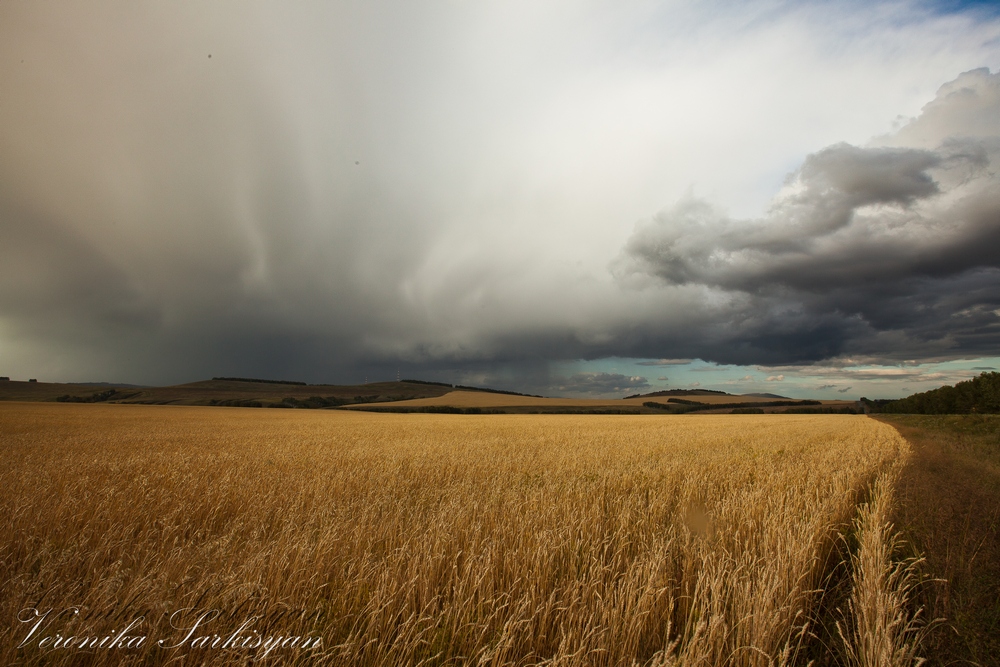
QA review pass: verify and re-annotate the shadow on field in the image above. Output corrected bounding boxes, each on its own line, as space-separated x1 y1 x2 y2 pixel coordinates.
876 415 1000 665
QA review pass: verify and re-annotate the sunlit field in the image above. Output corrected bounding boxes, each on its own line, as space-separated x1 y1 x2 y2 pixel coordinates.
1 404 920 666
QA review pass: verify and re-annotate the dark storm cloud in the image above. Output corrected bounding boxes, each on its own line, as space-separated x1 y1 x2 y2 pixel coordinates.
0 203 158 329
2 1 1000 389
0 1 451 383
616 68 1000 365
620 143 998 293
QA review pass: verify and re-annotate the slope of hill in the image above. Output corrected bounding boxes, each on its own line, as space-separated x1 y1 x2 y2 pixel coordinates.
625 389 729 399
0 378 453 407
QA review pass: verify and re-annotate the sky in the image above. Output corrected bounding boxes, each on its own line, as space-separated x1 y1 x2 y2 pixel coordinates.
1 0 999 399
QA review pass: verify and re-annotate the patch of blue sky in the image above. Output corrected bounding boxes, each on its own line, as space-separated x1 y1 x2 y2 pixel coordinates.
923 0 1000 16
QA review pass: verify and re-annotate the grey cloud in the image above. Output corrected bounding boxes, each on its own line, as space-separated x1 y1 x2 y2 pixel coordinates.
759 363 974 384
0 2 461 383
797 144 940 210
619 142 998 293
635 358 693 366
0 204 159 330
617 68 1000 365
837 386 852 393
553 372 650 396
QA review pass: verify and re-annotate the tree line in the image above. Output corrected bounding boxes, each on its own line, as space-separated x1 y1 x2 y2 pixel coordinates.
862 371 1000 414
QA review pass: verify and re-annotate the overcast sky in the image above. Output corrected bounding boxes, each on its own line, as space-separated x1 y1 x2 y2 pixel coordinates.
2 0 999 398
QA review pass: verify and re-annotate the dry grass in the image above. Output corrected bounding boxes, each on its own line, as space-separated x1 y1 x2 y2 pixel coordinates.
837 469 929 667
0 404 915 665
876 415 1000 664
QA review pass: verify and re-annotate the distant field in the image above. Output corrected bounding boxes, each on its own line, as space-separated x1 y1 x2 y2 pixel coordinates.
347 389 855 411
350 389 659 408
0 404 923 666
0 380 854 414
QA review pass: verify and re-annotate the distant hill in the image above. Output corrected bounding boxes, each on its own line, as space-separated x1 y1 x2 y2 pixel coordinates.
866 371 1000 414
0 377 548 409
0 378 454 407
625 389 730 399
743 392 789 399
212 376 307 386
0 377 846 413
404 379 542 398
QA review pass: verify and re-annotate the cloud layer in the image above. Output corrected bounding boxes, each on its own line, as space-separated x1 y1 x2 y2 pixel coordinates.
1 1 999 387
617 68 1000 366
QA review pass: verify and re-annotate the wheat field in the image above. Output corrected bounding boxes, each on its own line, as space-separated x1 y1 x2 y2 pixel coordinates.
0 404 920 666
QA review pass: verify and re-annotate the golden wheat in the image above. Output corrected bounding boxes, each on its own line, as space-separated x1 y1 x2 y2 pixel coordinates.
837 467 930 667
0 404 914 665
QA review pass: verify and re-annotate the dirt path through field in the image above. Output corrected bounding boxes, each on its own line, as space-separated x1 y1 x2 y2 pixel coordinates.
876 415 1000 665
